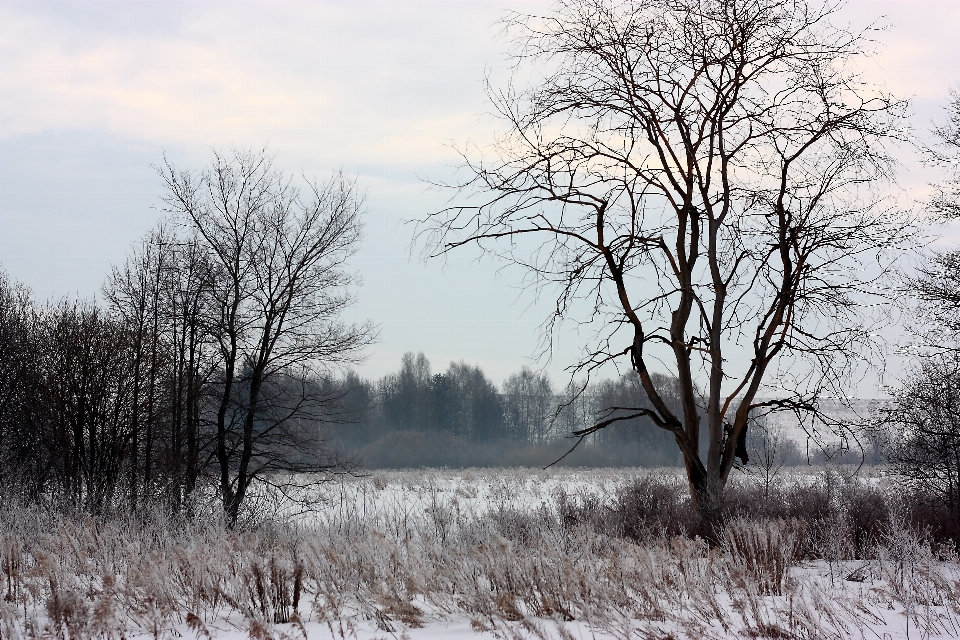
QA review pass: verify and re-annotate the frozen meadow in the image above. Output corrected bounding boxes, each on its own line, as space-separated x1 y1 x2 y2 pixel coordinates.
1 467 959 639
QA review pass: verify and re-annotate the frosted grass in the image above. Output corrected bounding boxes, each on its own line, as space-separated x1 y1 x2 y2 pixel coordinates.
0 467 957 640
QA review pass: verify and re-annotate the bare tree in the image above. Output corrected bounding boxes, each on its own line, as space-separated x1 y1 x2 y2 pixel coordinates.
160 235 217 504
104 228 173 505
879 354 960 518
105 228 218 507
0 270 40 490
929 88 960 222
503 367 555 443
421 0 910 530
158 149 376 525
745 415 801 498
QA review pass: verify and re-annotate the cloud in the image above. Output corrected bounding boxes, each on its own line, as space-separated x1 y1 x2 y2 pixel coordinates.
840 1 960 101
0 1 516 172
4 1 957 177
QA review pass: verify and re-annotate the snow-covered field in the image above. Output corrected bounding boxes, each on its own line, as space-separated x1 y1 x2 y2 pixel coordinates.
2 467 958 639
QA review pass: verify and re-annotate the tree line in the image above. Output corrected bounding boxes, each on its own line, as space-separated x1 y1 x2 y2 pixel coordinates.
0 258 690 520
0 147 685 524
0 150 373 526
332 351 689 468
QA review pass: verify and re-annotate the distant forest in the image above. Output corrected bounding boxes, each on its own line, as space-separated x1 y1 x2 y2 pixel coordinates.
329 351 688 468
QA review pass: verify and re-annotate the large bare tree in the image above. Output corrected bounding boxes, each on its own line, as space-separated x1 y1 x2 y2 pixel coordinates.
159 149 375 525
421 0 911 528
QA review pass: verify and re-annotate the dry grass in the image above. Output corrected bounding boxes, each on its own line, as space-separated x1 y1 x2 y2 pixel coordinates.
0 468 958 639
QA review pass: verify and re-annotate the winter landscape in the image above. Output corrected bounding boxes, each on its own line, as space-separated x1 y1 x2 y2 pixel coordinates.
3 0 960 638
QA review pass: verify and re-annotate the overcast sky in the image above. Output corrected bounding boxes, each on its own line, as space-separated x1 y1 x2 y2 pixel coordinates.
2 0 959 389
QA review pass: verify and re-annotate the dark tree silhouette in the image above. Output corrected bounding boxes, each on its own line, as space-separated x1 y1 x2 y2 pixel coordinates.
0 271 41 491
158 149 375 525
880 355 960 519
105 227 217 507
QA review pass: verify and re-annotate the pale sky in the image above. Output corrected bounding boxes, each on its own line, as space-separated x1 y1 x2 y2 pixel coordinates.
1 0 959 389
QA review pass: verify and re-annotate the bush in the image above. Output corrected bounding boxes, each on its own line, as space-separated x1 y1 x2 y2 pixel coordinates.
553 469 959 556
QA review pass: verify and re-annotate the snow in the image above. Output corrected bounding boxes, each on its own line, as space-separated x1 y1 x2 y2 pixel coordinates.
4 467 959 640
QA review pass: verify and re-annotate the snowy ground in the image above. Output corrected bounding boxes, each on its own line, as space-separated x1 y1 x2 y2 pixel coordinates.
3 467 959 640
